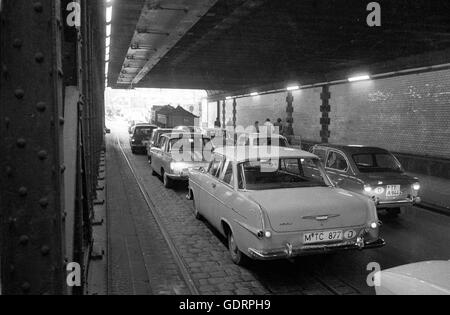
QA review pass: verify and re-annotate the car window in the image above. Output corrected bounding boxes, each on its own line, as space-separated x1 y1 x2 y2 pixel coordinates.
208 155 224 177
326 151 348 171
313 148 327 162
353 153 403 173
222 161 234 186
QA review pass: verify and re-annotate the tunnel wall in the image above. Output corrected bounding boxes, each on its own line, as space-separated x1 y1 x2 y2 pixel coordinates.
208 68 450 178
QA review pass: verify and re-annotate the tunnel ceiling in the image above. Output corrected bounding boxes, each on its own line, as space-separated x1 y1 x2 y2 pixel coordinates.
108 0 450 94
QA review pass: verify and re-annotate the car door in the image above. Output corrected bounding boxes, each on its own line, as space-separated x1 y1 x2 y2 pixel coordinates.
325 150 355 189
201 154 226 224
151 137 166 175
209 160 236 231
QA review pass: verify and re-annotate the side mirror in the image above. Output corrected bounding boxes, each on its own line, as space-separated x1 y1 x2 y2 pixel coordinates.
105 128 111 134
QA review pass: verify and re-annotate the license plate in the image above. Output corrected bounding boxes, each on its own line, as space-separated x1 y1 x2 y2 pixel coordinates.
303 230 343 245
386 185 401 197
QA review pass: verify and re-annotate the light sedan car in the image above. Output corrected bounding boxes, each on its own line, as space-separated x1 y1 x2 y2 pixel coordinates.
376 261 450 295
311 144 421 216
150 133 213 188
188 146 385 265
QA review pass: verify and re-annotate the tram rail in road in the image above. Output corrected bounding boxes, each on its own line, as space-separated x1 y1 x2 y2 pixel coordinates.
117 136 200 295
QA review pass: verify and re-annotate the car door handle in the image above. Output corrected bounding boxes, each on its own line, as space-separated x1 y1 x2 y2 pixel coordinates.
212 183 217 189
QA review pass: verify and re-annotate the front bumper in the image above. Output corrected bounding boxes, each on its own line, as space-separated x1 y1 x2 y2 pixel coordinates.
247 238 386 260
166 173 189 181
375 197 421 209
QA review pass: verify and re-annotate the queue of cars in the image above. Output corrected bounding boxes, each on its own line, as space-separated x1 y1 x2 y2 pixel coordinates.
129 125 424 268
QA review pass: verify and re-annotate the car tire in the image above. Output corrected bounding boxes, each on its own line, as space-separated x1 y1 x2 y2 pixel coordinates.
192 197 202 220
228 231 248 266
162 171 172 188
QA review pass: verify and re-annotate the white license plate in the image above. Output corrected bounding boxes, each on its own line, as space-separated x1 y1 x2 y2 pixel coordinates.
303 230 343 245
386 185 401 197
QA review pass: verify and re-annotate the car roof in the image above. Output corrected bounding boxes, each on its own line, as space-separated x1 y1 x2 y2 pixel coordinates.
314 144 391 155
215 146 318 162
133 124 157 128
163 132 210 140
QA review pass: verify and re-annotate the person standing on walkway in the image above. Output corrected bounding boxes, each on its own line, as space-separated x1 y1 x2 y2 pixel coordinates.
274 118 284 135
254 121 260 133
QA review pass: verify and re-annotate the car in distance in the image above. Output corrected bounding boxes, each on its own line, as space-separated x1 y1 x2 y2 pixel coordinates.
174 126 204 134
130 124 157 154
311 144 421 216
187 146 384 265
146 128 174 162
150 133 213 188
128 121 147 134
376 261 450 295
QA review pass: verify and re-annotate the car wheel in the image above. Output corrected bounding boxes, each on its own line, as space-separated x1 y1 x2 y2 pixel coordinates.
228 231 247 266
162 171 172 188
192 196 202 220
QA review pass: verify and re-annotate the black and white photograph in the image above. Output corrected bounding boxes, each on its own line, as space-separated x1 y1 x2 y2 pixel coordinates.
1 0 450 301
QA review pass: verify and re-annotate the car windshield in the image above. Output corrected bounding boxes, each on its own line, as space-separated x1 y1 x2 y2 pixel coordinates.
169 137 213 162
353 153 403 173
134 127 153 137
240 158 330 190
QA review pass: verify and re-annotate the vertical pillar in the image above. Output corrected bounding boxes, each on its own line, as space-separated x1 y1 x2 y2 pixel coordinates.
285 92 294 142
320 85 331 143
222 100 226 128
0 0 66 294
232 98 237 129
215 100 221 128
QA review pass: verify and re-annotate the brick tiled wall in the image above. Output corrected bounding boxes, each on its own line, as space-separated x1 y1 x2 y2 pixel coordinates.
209 69 450 161
330 69 450 159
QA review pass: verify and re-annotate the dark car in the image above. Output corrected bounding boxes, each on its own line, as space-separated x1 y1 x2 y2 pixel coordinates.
130 124 157 154
311 144 421 216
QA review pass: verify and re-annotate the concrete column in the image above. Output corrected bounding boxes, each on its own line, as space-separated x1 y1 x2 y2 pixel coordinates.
215 100 221 127
320 85 331 143
285 92 294 142
222 100 226 128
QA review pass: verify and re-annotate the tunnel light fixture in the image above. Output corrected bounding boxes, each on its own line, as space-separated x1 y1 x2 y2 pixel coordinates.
287 85 300 91
106 6 113 23
106 24 111 37
106 36 111 47
226 96 232 100
348 74 371 82
250 92 259 97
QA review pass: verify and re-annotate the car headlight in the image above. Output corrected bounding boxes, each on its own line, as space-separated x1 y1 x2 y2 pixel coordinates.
370 222 378 229
364 185 372 193
413 183 421 191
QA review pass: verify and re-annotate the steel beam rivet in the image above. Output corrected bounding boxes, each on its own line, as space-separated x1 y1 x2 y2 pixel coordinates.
38 150 48 160
39 198 49 208
21 282 31 293
9 217 17 226
14 89 25 99
59 117 65 125
41 246 50 256
35 52 45 63
33 2 44 12
18 187 28 197
13 39 23 48
19 235 29 245
17 138 26 148
36 102 46 112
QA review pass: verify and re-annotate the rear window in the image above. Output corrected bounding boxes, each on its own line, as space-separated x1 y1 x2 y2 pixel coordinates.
134 127 153 137
353 153 403 173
